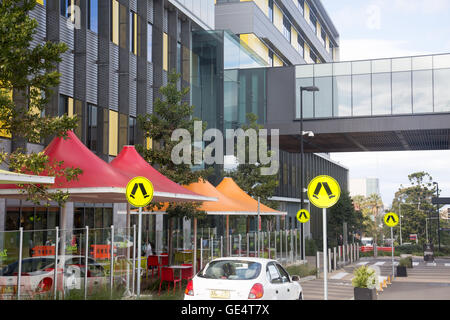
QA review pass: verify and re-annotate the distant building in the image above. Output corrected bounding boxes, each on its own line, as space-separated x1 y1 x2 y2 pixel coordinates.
350 178 380 197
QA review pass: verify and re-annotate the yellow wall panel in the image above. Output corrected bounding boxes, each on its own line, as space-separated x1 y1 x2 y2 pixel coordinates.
109 110 118 156
240 34 269 63
326 35 330 52
163 33 168 71
304 43 312 63
273 5 283 32
304 2 310 22
291 27 298 50
37 0 44 5
273 54 283 67
111 0 119 45
316 21 321 38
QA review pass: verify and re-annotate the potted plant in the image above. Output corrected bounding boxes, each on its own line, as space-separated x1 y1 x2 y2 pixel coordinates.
397 257 411 277
352 265 378 300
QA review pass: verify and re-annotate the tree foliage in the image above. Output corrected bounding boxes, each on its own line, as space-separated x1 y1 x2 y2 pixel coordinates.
0 0 81 205
390 171 436 245
226 113 279 231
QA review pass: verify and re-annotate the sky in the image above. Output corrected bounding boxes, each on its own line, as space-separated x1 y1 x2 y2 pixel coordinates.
320 0 450 207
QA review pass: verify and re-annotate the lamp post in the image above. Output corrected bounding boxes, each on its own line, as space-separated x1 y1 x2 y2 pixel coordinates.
252 183 262 257
299 86 319 261
433 182 441 251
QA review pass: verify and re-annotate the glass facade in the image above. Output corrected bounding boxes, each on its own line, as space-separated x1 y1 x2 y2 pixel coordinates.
296 53 450 119
88 0 98 33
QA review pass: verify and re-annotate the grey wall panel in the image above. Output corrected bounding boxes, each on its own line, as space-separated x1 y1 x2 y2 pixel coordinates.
109 43 119 110
163 70 168 86
59 18 74 97
86 31 98 105
163 8 168 33
129 54 137 117
266 66 295 124
29 5 46 49
148 0 154 24
130 0 137 12
147 63 153 114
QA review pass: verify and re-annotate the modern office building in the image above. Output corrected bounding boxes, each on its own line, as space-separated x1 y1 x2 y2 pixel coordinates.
0 0 348 248
349 178 380 198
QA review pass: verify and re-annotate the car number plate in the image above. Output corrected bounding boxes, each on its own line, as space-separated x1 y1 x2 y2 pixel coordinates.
210 289 230 299
2 285 16 294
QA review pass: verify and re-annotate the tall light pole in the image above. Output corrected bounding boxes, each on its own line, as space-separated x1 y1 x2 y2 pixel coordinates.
252 183 262 257
300 86 319 261
433 182 441 251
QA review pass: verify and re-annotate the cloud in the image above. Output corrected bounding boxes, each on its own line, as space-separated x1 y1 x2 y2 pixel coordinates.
392 0 450 14
339 39 429 61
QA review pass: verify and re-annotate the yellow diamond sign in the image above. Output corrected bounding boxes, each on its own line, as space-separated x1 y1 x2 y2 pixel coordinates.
126 176 154 208
384 212 399 227
307 175 341 209
296 209 310 223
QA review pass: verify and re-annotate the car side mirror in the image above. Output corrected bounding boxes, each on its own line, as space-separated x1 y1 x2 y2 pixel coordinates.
291 275 300 282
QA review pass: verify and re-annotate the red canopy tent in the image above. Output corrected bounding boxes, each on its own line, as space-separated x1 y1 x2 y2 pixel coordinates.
110 145 213 202
0 132 214 203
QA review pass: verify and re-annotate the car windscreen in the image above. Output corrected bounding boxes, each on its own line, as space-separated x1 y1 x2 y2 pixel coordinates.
198 260 261 280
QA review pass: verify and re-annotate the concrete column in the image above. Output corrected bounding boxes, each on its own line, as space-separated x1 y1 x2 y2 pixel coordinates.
113 203 127 229
155 214 164 254
0 199 5 250
183 218 191 250
59 202 74 255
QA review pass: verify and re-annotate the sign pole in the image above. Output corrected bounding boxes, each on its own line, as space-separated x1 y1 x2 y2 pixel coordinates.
137 206 142 298
391 226 394 278
323 208 328 300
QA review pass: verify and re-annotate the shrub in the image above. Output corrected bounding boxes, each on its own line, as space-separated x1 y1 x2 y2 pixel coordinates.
285 264 317 278
352 266 378 289
399 257 412 268
305 238 318 256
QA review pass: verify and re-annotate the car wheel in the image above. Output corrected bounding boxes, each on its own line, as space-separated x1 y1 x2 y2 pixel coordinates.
297 292 303 300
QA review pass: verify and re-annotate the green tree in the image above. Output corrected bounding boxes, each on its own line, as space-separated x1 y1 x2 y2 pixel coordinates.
329 191 365 247
226 113 279 232
365 193 384 245
136 71 211 263
390 172 435 245
0 0 81 205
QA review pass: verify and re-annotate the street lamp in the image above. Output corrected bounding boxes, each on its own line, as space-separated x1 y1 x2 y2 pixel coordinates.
433 182 441 250
299 86 319 261
252 182 262 257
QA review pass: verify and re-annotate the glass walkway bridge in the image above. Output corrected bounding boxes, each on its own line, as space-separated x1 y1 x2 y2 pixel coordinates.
264 53 450 153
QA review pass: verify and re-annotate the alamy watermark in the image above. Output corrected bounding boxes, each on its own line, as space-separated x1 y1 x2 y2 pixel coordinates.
171 121 280 176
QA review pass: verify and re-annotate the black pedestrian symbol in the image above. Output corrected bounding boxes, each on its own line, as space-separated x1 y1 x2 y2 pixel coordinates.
299 211 308 220
387 215 397 223
129 183 150 199
312 182 335 199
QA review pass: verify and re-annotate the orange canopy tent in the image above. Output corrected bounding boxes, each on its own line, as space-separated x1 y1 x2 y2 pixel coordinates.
216 177 286 216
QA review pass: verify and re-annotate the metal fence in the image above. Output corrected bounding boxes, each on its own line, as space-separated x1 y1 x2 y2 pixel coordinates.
0 225 360 300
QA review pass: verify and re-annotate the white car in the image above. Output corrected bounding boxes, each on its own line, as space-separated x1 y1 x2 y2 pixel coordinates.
0 255 108 299
184 257 303 300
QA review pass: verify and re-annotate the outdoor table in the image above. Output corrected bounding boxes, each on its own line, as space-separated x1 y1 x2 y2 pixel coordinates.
168 265 192 280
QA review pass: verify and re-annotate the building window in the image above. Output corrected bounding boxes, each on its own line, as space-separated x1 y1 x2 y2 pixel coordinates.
88 0 98 33
130 11 136 54
58 95 73 117
320 29 326 47
118 113 128 151
128 117 136 146
309 11 317 33
310 51 317 64
60 0 72 18
297 0 304 15
147 23 153 62
268 0 274 22
268 51 273 67
283 16 291 41
177 42 182 74
87 104 98 152
298 35 304 58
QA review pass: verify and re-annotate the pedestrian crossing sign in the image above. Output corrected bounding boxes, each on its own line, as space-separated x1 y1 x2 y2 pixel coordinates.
307 175 341 208
296 209 310 223
126 176 154 208
384 212 399 227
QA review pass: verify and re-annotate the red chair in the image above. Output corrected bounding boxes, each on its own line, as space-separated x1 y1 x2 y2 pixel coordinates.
181 264 193 281
158 255 169 277
158 267 181 295
147 255 159 279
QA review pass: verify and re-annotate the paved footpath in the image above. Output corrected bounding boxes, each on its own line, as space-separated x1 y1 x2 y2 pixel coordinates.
301 256 450 300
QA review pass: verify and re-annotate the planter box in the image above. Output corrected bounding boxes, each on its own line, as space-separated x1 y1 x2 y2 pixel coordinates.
354 287 377 300
396 266 408 277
